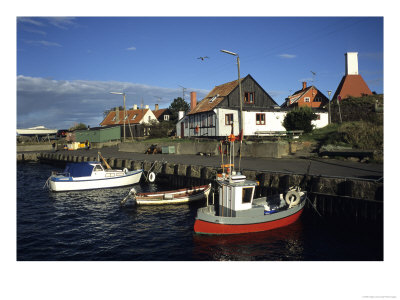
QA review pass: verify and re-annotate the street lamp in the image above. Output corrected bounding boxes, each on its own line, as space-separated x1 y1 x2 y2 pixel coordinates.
220 49 243 136
110 92 126 142
327 90 332 124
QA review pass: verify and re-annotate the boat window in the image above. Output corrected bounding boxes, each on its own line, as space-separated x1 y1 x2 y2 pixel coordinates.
242 187 254 203
93 165 103 172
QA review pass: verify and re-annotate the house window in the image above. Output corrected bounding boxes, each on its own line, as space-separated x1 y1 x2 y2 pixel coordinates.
148 116 151 122
131 114 137 121
256 113 265 125
164 115 170 121
313 97 321 102
316 114 321 120
209 94 219 103
244 92 255 104
190 117 194 128
202 114 207 127
304 97 310 102
225 114 233 125
208 114 213 127
185 119 188 129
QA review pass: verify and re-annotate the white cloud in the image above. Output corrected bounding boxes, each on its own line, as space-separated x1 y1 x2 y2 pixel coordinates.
24 40 62 47
126 46 137 51
45 17 77 29
17 17 45 27
278 54 296 59
17 76 208 129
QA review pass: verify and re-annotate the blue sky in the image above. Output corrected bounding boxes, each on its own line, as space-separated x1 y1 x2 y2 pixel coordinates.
16 16 383 129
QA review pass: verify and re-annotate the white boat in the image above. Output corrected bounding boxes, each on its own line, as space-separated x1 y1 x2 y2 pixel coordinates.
17 125 57 136
47 161 143 192
121 184 212 205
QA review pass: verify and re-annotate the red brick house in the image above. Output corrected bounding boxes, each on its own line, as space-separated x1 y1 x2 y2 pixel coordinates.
282 82 329 108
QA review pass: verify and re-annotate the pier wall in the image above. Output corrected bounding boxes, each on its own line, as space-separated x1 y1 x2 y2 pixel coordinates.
119 141 289 158
19 152 384 224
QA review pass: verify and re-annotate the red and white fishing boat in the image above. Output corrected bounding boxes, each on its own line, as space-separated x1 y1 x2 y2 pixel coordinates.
121 183 212 205
194 134 306 235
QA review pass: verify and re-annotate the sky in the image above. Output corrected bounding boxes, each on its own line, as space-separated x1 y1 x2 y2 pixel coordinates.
16 15 384 129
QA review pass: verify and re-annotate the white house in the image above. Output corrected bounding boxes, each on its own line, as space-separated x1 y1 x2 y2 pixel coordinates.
176 75 329 138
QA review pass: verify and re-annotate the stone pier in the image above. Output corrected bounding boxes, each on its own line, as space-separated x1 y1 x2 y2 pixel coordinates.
18 152 383 224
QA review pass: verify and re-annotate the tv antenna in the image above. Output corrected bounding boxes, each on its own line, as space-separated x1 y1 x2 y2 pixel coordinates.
310 71 316 83
178 85 187 101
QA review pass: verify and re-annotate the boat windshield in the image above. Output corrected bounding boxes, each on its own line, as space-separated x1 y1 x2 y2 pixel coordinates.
93 164 103 172
242 187 254 203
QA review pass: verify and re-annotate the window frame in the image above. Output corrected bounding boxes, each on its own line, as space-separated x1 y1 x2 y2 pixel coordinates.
225 114 234 125
256 113 266 125
244 92 255 104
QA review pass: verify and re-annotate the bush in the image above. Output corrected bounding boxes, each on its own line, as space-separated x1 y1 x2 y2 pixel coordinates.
146 120 174 138
334 121 383 150
283 107 317 133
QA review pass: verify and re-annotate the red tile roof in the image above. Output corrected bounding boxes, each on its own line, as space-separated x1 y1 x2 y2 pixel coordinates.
100 109 150 126
152 108 168 119
333 75 372 100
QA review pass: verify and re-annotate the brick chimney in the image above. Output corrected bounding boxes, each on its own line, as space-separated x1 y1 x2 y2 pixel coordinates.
302 82 307 90
155 104 159 111
190 92 197 111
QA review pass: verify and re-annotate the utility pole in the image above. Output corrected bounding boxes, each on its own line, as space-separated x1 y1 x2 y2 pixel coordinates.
327 90 332 124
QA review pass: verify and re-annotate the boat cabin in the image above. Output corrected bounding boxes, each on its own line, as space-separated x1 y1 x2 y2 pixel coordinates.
217 174 260 217
62 162 125 179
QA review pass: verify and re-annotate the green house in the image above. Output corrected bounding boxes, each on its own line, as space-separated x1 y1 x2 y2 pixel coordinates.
75 126 121 143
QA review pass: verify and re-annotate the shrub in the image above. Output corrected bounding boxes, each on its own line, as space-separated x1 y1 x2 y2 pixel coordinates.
283 107 317 133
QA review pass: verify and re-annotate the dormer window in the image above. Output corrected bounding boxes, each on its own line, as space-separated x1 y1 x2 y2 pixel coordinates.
131 114 137 121
304 97 310 102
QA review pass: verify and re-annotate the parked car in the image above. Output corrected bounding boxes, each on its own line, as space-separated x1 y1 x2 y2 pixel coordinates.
56 129 68 138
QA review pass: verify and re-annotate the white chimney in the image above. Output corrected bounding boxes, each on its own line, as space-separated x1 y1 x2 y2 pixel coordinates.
345 52 359 75
145 105 149 109
133 104 138 110
178 111 185 120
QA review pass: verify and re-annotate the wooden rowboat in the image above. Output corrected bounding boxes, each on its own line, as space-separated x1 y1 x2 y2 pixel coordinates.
121 183 212 205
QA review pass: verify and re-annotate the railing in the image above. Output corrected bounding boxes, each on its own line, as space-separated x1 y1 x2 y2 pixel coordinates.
254 130 304 137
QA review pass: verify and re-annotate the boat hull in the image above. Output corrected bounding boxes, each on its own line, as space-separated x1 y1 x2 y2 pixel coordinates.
194 199 305 235
135 184 211 205
49 170 143 192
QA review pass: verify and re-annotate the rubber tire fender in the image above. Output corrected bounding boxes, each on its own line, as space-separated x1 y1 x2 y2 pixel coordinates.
285 190 301 206
123 168 129 174
148 172 156 183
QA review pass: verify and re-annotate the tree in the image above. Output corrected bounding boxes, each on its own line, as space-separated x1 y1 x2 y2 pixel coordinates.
283 107 317 133
69 122 87 131
103 106 124 118
168 97 190 121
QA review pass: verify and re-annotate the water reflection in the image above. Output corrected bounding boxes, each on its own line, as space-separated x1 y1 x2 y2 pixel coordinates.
192 221 305 261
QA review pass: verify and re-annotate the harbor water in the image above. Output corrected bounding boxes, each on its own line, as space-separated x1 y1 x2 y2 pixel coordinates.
17 162 383 261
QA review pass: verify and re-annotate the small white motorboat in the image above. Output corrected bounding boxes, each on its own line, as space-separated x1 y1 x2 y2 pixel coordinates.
47 161 143 192
121 183 212 205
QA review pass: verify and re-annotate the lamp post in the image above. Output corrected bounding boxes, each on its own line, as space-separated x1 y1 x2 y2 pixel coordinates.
220 49 243 136
327 90 332 124
110 92 126 142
